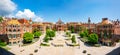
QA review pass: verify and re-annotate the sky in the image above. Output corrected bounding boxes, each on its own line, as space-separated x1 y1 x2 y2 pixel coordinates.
0 0 120 23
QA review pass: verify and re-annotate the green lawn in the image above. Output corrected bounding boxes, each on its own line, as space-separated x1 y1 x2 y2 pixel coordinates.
22 38 39 46
80 37 89 42
0 46 11 50
40 43 50 46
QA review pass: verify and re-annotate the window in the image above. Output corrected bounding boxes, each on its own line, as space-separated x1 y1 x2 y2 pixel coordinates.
13 29 16 32
18 29 20 31
18 41 20 43
8 35 11 39
9 42 11 46
13 42 16 44
9 29 12 32
14 34 16 38
6 29 7 31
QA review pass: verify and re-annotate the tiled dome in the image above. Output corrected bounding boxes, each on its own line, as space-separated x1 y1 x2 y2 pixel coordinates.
7 20 21 25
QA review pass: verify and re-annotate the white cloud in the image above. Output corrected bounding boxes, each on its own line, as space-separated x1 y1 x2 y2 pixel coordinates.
34 17 43 22
0 0 16 16
15 9 43 22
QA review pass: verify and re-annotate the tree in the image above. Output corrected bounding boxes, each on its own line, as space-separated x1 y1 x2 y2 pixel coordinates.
33 28 40 33
71 35 76 43
0 40 6 46
68 26 75 33
34 31 42 38
79 32 85 38
46 29 55 40
88 33 98 44
84 29 89 37
0 17 3 22
43 35 50 43
79 29 89 38
103 30 108 38
23 32 34 43
66 32 71 37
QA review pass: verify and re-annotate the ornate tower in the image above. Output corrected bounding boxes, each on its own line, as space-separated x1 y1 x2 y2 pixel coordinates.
88 17 91 29
29 18 32 33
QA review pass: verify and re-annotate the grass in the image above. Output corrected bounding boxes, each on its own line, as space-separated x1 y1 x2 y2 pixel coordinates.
40 43 50 46
72 44 80 46
94 44 101 47
22 38 39 46
80 37 89 42
0 46 11 50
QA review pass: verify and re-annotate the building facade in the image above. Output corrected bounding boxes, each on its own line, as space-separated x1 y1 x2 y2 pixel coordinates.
97 18 120 46
0 17 120 46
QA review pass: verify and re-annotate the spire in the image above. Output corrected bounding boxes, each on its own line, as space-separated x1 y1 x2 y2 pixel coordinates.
29 18 32 22
88 17 91 23
88 17 91 29
56 18 64 24
29 18 32 24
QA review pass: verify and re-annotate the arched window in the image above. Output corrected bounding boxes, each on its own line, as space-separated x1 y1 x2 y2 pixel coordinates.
14 34 16 38
18 29 20 31
6 29 7 31
13 29 16 32
9 29 12 32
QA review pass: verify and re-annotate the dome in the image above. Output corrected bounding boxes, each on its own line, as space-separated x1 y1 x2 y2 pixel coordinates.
100 18 113 25
101 20 113 25
7 20 21 25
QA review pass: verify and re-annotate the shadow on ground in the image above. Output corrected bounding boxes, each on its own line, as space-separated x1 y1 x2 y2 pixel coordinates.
0 47 14 55
106 47 120 55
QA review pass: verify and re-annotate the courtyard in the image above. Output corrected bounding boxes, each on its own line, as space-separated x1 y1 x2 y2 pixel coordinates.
7 31 120 55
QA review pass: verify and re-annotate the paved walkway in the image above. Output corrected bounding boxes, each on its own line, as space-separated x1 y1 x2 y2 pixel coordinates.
8 32 120 55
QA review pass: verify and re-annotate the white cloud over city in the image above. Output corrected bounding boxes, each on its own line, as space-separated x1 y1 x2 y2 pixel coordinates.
0 0 43 22
15 9 43 22
0 0 16 16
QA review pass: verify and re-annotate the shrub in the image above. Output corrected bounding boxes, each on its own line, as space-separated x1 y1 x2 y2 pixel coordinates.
66 32 71 37
34 49 38 53
94 44 101 47
43 35 50 43
29 53 33 55
83 50 87 53
40 43 50 46
87 54 91 55
88 33 98 44
0 40 6 46
72 44 80 46
34 31 42 38
23 32 34 43
80 37 89 42
71 35 76 43
46 29 55 40
79 32 85 38
79 29 89 38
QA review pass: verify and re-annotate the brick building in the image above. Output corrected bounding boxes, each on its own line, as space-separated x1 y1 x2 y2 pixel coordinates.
97 18 120 46
0 17 120 46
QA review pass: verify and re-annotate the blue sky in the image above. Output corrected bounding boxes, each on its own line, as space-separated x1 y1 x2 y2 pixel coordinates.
1 0 120 23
